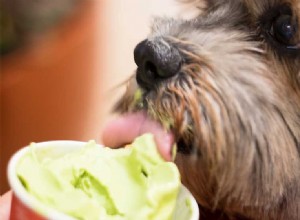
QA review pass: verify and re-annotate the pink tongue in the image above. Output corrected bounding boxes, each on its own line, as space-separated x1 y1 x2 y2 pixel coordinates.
102 112 174 161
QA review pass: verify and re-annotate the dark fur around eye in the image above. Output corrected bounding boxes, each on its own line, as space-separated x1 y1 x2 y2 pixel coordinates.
260 3 299 56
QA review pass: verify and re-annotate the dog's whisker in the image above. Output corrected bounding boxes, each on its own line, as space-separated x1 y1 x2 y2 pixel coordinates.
166 35 201 47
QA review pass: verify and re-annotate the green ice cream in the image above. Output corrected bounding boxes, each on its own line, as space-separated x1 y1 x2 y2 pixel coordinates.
16 134 181 220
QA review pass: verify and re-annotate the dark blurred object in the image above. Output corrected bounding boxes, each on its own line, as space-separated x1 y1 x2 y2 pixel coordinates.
0 6 19 54
0 0 79 55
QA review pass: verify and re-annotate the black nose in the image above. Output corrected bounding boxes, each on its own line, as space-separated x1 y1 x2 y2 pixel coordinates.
134 39 182 89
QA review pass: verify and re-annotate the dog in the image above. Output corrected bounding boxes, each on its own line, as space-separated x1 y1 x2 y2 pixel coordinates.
114 0 300 219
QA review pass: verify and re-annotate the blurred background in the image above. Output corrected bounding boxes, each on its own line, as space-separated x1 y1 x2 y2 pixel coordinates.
0 0 192 194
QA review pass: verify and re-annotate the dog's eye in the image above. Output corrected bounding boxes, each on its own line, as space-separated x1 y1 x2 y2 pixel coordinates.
261 4 300 53
272 15 297 44
273 15 295 44
270 14 299 49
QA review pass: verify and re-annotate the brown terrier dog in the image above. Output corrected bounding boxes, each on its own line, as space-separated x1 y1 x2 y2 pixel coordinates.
115 0 300 219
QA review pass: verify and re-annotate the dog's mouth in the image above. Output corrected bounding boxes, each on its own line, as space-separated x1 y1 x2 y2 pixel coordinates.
102 109 194 161
141 89 196 154
145 89 198 154
176 138 194 155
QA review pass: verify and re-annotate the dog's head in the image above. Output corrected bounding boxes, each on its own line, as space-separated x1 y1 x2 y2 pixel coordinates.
116 0 300 218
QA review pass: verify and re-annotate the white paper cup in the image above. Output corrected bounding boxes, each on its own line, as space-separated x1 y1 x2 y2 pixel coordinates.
8 141 199 220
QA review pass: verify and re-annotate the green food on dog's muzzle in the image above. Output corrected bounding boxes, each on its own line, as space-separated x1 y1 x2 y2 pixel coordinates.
17 134 181 220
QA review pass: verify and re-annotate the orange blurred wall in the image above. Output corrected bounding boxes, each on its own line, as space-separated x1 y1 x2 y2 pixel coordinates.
0 1 106 193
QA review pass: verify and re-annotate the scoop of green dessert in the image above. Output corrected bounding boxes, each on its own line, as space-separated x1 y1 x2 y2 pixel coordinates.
16 134 181 220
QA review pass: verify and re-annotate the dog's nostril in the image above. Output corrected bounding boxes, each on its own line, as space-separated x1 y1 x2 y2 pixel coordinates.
144 61 159 79
134 39 182 89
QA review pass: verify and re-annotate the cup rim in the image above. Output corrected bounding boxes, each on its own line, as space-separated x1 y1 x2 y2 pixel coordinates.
7 140 199 220
7 141 85 220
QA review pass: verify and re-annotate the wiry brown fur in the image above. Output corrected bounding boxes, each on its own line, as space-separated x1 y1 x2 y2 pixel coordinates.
116 0 300 219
